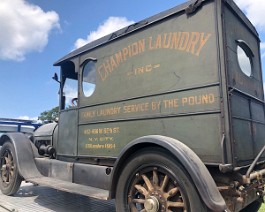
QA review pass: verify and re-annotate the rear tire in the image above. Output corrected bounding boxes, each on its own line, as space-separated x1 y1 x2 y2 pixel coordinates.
0 142 22 195
115 148 207 212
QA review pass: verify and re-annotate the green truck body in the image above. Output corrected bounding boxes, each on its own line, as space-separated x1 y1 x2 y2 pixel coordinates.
1 0 265 211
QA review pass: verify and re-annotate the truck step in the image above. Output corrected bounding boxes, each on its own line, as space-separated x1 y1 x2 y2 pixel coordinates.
26 177 109 200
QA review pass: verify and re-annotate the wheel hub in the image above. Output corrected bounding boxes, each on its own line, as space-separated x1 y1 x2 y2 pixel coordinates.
144 196 159 212
128 167 186 211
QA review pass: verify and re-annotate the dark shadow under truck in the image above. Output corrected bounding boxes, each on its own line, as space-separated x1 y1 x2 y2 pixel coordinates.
1 0 265 211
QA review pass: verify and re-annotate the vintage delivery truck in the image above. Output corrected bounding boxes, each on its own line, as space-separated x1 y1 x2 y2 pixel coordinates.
1 0 265 211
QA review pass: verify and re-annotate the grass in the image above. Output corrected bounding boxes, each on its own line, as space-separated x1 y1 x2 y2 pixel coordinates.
260 203 265 211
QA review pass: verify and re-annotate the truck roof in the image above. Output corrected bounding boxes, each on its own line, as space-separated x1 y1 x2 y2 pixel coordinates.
54 0 258 66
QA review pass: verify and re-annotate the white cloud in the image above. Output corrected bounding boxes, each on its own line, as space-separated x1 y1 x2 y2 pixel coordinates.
0 0 60 61
234 0 265 32
74 17 134 49
17 116 39 121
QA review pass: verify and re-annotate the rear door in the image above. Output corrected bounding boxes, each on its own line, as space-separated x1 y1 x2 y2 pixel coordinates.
224 2 265 166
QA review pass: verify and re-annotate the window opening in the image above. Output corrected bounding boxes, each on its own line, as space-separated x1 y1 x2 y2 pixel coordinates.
63 78 78 108
82 60 96 97
236 40 253 77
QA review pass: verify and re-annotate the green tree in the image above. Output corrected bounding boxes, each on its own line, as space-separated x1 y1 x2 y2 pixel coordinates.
38 106 59 122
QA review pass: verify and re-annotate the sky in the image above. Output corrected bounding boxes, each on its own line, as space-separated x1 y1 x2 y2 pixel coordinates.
0 0 264 120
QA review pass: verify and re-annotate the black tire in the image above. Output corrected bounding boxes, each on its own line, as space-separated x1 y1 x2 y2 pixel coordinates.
240 199 262 212
115 148 207 212
0 142 22 195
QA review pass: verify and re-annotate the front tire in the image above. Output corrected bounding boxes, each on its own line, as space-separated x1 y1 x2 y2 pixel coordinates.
115 148 207 212
0 142 22 195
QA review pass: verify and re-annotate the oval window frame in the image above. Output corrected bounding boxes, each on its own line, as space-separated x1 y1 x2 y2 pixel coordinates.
236 40 254 77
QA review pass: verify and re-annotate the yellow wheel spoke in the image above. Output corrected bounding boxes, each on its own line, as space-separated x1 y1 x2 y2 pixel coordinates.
167 201 184 208
166 187 179 198
142 174 154 191
160 175 169 191
152 169 159 187
130 203 138 212
132 198 145 204
135 184 149 197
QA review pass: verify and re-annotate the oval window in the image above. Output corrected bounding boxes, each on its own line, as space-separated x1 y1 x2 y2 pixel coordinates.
82 60 96 97
236 40 253 77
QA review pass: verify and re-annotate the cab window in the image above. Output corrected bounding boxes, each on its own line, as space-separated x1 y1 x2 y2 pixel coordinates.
63 78 78 108
60 61 78 109
82 60 96 97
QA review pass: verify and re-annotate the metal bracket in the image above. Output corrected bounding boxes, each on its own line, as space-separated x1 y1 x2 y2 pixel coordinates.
246 145 265 178
185 0 203 15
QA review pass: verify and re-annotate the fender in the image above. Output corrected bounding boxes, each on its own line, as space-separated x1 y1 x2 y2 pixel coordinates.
0 133 42 179
110 135 226 211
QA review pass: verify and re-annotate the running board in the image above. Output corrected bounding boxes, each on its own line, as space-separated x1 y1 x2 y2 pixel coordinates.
26 177 109 200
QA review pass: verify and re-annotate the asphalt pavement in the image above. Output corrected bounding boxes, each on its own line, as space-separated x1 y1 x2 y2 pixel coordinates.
0 182 116 212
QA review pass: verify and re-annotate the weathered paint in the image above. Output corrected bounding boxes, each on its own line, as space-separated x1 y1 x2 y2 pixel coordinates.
55 0 265 167
224 4 265 166
72 2 222 162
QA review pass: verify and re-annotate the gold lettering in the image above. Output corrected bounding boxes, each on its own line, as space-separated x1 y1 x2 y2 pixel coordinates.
202 95 208 104
131 42 138 56
209 94 215 103
85 144 93 148
104 143 116 149
103 60 112 74
138 39 145 53
123 47 129 60
170 32 181 49
98 32 212 81
135 66 145 75
182 94 215 106
163 33 172 49
146 64 152 72
186 32 200 54
110 56 117 71
115 51 123 65
195 96 202 105
163 99 179 109
151 101 161 110
123 103 149 113
97 107 121 117
155 35 162 49
196 33 211 56
188 96 195 105
83 110 96 118
178 32 190 51
84 127 120 135
182 97 188 106
149 37 155 50
127 45 132 57
97 65 107 81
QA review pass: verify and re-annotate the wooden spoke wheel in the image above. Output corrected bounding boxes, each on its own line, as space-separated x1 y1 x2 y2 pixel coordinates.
0 142 22 195
128 166 187 212
116 148 207 212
